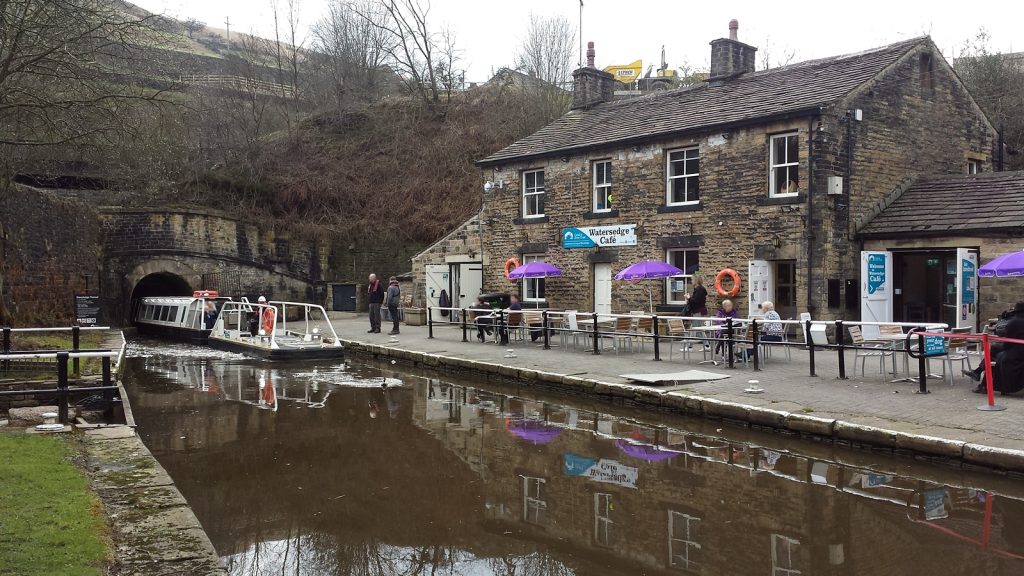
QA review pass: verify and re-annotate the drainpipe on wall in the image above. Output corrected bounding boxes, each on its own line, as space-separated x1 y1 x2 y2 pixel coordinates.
998 125 1005 172
806 114 817 315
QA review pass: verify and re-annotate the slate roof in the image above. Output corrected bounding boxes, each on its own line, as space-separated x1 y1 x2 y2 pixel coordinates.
478 37 927 166
858 171 1024 237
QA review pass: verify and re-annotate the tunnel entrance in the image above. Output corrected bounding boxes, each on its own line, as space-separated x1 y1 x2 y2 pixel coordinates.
130 273 193 323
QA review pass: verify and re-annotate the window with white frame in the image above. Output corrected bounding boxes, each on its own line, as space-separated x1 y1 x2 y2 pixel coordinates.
522 476 547 524
968 159 981 174
522 169 545 217
771 534 802 576
592 160 613 212
668 510 702 571
769 133 800 197
594 493 613 546
521 253 546 301
667 147 700 205
666 249 700 304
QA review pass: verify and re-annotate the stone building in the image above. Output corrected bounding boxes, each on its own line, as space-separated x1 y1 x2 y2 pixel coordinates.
424 22 999 324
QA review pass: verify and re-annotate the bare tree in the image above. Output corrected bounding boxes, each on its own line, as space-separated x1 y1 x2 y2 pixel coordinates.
955 30 1024 170
515 13 575 123
183 17 205 38
310 0 391 108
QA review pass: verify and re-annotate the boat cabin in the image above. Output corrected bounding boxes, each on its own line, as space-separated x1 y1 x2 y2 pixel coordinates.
134 291 231 343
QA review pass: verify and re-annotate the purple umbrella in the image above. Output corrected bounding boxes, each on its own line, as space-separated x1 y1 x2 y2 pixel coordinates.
615 439 683 462
614 260 684 311
507 261 563 280
506 419 562 444
978 251 1024 277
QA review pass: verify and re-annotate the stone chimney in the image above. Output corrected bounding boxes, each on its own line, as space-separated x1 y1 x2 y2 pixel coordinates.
709 19 757 82
571 41 615 110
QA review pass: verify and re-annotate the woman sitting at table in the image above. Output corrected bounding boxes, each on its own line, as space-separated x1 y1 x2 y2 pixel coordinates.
713 299 739 353
748 301 785 358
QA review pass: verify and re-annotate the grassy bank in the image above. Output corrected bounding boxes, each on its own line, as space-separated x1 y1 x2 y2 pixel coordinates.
0 434 109 575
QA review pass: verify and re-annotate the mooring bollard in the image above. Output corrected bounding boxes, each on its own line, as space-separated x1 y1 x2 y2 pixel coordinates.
592 312 600 355
461 308 468 342
652 314 661 361
726 318 735 369
542 310 550 350
56 351 69 424
72 326 81 377
835 320 846 379
806 320 817 377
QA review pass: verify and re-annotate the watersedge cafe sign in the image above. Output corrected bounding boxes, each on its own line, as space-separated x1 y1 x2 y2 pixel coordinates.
562 224 637 249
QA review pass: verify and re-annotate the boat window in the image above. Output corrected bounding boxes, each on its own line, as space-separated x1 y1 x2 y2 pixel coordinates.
160 306 170 321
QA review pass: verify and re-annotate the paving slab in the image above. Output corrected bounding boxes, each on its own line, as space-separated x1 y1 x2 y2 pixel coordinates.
329 316 1024 469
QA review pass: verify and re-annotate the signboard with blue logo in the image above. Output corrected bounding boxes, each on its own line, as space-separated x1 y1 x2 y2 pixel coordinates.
562 224 637 249
563 453 638 488
866 254 886 295
924 329 947 356
957 248 978 329
861 251 893 324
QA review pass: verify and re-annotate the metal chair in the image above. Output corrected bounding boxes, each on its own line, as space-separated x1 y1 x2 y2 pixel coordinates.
634 316 654 351
666 318 690 361
936 327 973 385
600 317 635 354
848 325 893 378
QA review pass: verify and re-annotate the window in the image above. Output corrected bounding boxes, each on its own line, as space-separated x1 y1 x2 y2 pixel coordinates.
666 249 700 304
522 476 546 524
594 493 613 546
769 133 800 197
592 160 613 212
159 306 170 321
521 253 546 302
775 260 797 311
968 159 981 174
668 511 702 571
919 53 934 92
522 169 545 218
667 147 700 205
771 534 802 576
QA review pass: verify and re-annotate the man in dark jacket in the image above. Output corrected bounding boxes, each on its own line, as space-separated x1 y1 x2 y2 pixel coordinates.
367 273 385 333
977 301 1024 394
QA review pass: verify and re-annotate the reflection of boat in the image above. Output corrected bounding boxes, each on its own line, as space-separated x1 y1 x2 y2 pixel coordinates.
133 291 232 344
209 301 344 360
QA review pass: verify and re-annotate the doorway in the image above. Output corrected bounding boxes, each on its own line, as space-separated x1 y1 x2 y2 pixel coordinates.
331 284 357 311
892 248 976 328
450 263 482 310
594 263 612 315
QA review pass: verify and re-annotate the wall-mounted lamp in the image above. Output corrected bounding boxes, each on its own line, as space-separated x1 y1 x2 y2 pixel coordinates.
779 205 801 214
483 180 505 192
771 237 781 248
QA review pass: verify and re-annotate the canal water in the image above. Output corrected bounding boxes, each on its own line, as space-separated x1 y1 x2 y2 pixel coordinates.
124 339 1024 575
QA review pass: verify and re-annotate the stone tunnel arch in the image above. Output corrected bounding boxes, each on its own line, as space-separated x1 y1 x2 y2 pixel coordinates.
124 259 203 323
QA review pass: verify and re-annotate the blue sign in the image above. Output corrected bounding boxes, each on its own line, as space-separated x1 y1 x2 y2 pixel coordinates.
564 453 597 476
924 333 947 356
867 253 886 295
562 228 597 249
924 489 948 520
962 259 976 305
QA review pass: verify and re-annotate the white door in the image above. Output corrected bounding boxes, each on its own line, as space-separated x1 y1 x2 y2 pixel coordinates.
425 265 449 309
861 251 893 336
955 248 978 330
748 259 773 315
594 263 612 315
455 263 483 310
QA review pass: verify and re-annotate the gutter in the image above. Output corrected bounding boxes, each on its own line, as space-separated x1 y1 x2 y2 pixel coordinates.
475 106 824 168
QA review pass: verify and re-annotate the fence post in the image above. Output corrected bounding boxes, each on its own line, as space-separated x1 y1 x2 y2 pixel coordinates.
461 308 468 342
592 312 600 355
652 315 661 361
542 311 551 350
916 329 929 394
72 326 81 377
977 333 1006 411
57 351 69 425
2 327 9 372
427 307 434 339
726 318 735 369
498 309 506 344
835 320 847 380
102 356 113 403
806 320 816 377
751 319 760 371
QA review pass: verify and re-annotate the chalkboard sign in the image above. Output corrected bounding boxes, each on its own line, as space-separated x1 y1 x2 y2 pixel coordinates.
75 295 102 326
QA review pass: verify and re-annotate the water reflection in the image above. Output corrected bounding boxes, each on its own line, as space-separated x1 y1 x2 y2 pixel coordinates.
124 343 1024 575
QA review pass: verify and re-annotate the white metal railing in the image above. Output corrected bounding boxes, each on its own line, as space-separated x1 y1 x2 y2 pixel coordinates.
213 301 342 349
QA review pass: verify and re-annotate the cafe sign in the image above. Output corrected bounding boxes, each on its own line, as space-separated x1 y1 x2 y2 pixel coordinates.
562 224 637 249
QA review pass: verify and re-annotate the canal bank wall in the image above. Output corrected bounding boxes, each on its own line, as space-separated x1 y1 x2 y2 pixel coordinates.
331 324 1024 475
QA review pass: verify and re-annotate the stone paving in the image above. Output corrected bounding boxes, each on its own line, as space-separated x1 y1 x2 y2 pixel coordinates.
327 313 1024 467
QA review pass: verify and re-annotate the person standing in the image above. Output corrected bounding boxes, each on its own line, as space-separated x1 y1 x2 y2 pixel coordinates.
687 277 708 316
386 276 401 335
367 273 385 333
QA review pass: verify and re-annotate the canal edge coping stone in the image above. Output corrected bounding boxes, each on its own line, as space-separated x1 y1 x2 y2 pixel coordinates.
342 337 1024 473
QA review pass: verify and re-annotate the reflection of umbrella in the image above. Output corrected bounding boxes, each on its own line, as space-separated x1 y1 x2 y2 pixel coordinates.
615 439 683 462
506 418 562 444
614 260 683 312
508 261 563 280
979 251 1024 277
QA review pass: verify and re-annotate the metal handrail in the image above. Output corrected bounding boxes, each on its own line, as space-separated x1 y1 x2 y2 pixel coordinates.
1 326 111 332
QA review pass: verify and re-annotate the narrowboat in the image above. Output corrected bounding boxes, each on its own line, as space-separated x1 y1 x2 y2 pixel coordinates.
208 301 344 360
133 291 231 344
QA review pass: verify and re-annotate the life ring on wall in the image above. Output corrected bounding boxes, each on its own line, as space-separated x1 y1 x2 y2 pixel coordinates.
504 258 521 280
715 268 742 297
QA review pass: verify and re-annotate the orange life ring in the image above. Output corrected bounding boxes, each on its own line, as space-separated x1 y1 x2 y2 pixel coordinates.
714 268 742 297
261 307 276 334
504 258 521 280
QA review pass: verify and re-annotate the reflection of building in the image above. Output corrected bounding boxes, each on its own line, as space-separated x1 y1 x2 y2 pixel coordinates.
411 381 1024 575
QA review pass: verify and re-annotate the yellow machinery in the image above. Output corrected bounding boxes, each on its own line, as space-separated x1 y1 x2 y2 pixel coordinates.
603 46 680 91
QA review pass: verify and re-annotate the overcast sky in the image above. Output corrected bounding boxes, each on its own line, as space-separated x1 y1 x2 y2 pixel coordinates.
133 0 1020 81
